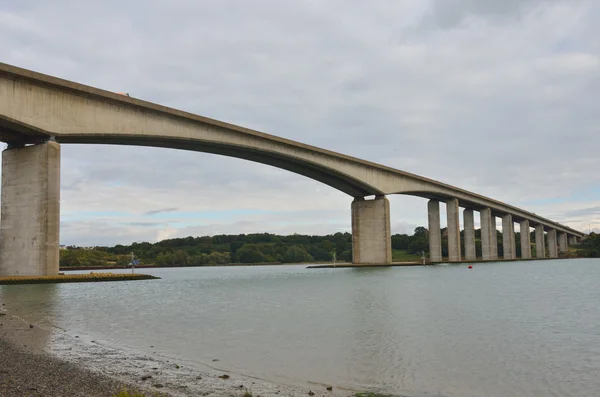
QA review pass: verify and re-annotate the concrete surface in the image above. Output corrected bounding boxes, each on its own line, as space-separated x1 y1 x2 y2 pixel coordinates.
446 198 461 262
535 225 546 258
427 200 442 262
558 232 568 253
481 209 499 261
502 214 516 260
0 142 60 276
520 220 531 259
463 209 476 261
351 196 391 264
547 229 558 258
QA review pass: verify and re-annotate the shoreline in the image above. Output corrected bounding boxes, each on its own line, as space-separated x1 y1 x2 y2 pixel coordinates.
0 300 354 397
0 307 135 396
59 262 347 272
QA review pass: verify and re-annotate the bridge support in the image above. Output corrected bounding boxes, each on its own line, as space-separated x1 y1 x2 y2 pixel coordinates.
535 225 546 258
446 199 461 262
480 208 498 260
520 220 531 259
558 232 568 253
502 214 515 260
547 229 558 258
463 209 476 261
351 196 391 264
427 200 442 262
0 142 61 276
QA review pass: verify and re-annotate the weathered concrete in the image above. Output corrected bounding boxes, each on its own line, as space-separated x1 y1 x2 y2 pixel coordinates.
463 209 476 261
569 235 578 245
480 209 492 260
535 225 546 258
0 62 584 239
351 196 391 264
490 216 498 260
446 199 461 262
427 200 442 262
0 142 60 276
502 214 516 260
481 208 498 260
558 232 568 253
547 229 558 258
520 220 531 259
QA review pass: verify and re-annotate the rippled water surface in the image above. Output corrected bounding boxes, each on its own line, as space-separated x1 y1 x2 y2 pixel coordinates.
2 259 600 396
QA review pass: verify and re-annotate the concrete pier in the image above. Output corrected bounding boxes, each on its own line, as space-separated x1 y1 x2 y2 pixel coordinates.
351 196 392 264
547 229 558 258
480 209 498 260
480 208 492 260
0 142 61 276
558 232 568 253
427 200 442 262
520 220 531 259
463 209 476 261
490 216 498 259
535 225 546 258
446 198 461 262
502 214 515 260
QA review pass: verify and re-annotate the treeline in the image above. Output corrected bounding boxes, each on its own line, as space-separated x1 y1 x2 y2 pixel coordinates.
61 232 354 267
575 233 600 257
59 227 592 268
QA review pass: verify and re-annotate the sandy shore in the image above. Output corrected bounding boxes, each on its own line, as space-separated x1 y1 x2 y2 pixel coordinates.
0 309 135 396
0 300 354 397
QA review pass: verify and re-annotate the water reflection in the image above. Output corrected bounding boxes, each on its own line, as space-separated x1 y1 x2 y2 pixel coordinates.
0 284 58 349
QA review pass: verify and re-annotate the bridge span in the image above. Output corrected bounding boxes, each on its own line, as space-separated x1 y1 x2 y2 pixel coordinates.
0 62 584 276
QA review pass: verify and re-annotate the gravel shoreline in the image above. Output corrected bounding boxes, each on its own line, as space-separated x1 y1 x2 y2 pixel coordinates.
0 302 352 397
0 309 144 397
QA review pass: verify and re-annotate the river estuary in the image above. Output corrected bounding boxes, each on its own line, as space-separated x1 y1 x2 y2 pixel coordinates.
1 259 599 396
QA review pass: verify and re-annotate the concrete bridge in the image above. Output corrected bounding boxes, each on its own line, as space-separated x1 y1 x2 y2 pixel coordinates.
0 62 584 276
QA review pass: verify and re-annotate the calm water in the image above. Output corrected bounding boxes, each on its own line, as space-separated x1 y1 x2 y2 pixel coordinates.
2 259 600 397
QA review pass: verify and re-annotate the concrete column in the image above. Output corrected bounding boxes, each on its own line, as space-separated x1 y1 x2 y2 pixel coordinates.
490 216 498 260
427 200 442 262
0 142 61 276
535 225 546 258
446 198 461 262
480 208 498 261
520 220 531 259
480 208 491 260
351 196 391 264
502 214 516 260
558 232 568 253
547 229 558 258
463 209 476 261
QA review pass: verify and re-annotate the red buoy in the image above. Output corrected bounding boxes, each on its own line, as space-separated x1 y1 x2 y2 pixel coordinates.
468 265 473 269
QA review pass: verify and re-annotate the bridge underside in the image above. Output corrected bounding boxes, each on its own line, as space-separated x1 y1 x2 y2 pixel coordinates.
0 115 52 145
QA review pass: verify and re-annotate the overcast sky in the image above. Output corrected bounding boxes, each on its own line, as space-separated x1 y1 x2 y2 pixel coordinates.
1 0 599 246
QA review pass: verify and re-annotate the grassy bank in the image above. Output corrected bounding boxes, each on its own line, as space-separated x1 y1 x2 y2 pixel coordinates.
0 272 159 285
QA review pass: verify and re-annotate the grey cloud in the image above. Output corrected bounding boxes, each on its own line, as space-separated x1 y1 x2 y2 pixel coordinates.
1 0 598 245
143 208 179 216
424 0 562 28
125 222 165 227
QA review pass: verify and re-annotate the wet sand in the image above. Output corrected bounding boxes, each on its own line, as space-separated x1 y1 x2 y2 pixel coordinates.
0 301 352 397
0 309 136 397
